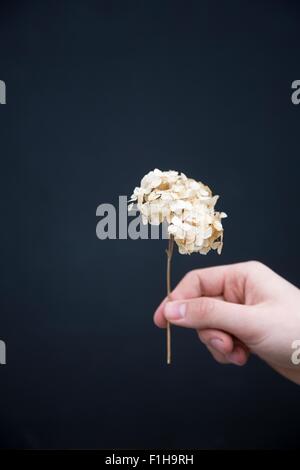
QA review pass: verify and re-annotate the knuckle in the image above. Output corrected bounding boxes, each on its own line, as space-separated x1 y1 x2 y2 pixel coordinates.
247 260 265 270
193 297 215 319
184 269 198 283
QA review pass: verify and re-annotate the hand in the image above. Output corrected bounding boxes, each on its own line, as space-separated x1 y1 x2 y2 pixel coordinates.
154 261 300 385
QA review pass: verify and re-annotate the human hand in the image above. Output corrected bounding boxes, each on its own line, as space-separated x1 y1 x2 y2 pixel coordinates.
154 261 300 384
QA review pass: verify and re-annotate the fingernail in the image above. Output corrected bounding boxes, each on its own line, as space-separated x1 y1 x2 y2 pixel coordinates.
209 338 224 353
165 302 186 320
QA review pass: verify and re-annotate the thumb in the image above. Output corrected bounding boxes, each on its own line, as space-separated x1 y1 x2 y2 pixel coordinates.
164 297 259 342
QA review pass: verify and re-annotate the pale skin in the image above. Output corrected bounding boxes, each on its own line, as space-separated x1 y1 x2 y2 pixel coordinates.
154 261 300 385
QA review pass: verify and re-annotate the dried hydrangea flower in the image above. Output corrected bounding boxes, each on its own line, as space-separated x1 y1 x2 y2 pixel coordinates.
128 169 227 364
129 169 227 255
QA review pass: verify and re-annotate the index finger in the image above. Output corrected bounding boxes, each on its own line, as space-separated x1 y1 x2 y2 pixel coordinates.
154 264 229 328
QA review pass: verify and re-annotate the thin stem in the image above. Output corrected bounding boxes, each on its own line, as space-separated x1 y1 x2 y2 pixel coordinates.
166 235 174 365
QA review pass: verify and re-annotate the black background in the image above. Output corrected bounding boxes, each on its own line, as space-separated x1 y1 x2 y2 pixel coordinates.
0 0 299 449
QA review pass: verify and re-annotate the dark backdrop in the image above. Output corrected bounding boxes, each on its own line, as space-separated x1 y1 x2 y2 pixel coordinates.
0 0 299 449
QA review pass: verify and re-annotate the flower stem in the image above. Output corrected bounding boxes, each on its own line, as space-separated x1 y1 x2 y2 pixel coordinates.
166 235 174 365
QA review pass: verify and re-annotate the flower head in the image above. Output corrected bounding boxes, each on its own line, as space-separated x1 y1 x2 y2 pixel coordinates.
129 169 227 255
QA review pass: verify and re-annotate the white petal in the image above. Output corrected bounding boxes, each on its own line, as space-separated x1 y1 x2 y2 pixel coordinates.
213 220 223 231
